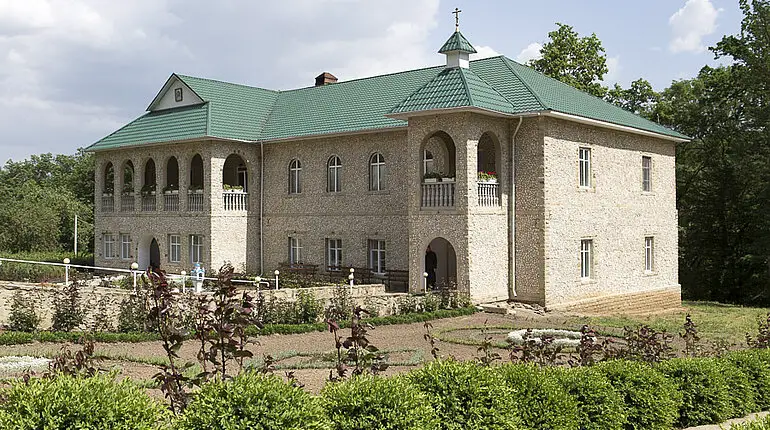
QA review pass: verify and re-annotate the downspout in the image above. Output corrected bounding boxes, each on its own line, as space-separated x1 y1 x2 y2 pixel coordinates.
509 117 523 298
259 141 264 275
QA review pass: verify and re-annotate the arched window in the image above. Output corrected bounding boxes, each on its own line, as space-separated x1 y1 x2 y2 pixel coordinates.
327 156 341 193
190 154 204 191
165 157 179 191
123 161 135 194
103 162 114 194
369 153 385 191
289 159 302 194
423 150 434 175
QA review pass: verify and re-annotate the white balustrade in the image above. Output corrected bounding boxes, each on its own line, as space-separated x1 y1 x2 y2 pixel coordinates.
188 192 204 211
223 191 248 211
120 194 135 212
421 181 455 208
164 194 179 211
101 196 114 213
141 194 156 212
477 181 499 207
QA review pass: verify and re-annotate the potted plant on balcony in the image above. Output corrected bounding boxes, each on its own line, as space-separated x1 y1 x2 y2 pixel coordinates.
102 183 114 197
122 183 135 195
478 171 498 183
141 183 156 196
423 171 443 183
223 184 244 192
163 184 178 195
189 184 204 194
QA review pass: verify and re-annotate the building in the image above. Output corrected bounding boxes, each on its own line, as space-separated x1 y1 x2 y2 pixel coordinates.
87 27 687 311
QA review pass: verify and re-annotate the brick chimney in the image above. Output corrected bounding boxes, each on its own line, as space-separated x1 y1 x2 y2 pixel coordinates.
315 72 338 86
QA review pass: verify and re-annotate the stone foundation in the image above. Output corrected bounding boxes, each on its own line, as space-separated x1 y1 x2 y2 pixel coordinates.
545 286 682 316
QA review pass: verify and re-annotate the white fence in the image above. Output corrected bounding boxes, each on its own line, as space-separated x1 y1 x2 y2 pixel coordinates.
421 181 455 208
478 182 499 206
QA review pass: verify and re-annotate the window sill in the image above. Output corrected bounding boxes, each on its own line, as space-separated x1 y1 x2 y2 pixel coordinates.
644 271 658 276
366 190 389 195
577 186 595 193
579 277 597 284
641 191 656 196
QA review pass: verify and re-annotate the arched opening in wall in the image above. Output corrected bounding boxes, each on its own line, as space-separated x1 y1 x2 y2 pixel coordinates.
189 154 204 211
424 237 458 290
164 157 180 211
104 163 115 194
420 131 457 208
122 161 135 194
477 132 501 207
223 154 248 211
142 159 157 211
149 238 160 270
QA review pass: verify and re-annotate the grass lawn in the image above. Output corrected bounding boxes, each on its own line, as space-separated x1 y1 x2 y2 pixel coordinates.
568 301 770 345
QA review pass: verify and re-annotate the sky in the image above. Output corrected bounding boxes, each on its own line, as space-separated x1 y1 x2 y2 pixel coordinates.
0 0 743 163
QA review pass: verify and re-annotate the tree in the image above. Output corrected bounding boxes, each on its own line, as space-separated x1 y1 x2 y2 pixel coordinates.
531 23 609 98
605 78 659 119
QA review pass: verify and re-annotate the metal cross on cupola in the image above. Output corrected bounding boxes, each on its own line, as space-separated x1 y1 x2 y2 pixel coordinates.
453 7 462 32
439 8 476 69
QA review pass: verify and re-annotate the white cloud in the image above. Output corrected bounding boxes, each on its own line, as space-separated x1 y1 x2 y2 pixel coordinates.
603 56 622 84
669 0 722 53
515 42 542 64
470 45 500 60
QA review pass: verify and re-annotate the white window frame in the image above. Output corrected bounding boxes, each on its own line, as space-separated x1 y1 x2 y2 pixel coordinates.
327 156 342 193
289 159 302 194
289 237 302 265
104 234 116 259
326 238 343 270
579 147 591 188
369 153 385 191
645 236 654 272
368 239 386 275
169 234 181 263
237 165 248 192
580 239 593 279
423 150 434 175
190 235 203 264
642 156 652 192
120 234 131 260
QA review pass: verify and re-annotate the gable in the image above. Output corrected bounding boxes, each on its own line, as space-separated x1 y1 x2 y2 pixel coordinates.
147 75 204 111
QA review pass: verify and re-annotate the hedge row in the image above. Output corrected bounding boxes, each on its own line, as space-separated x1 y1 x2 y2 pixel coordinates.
0 307 476 345
0 252 93 283
4 349 770 429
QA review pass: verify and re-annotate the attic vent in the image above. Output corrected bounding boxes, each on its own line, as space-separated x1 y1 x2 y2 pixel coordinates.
315 72 338 86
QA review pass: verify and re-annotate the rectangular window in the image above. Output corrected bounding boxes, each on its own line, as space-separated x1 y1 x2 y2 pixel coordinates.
190 235 203 264
642 156 652 192
120 234 131 259
645 236 654 272
579 147 591 188
326 238 343 270
368 239 386 274
289 237 302 265
104 234 116 259
580 239 593 279
169 235 181 263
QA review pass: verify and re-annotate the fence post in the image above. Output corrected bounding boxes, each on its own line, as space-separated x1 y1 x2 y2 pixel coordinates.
130 262 139 293
274 270 279 290
423 272 429 294
181 271 187 294
63 258 70 285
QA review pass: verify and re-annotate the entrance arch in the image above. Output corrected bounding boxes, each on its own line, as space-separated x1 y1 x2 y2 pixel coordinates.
149 238 161 269
425 237 457 289
137 235 161 270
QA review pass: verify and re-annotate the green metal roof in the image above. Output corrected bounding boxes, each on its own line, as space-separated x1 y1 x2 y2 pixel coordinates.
88 54 687 151
438 31 477 54
391 67 515 114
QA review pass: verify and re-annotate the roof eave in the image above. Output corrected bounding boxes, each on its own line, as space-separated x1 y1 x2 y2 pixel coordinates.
386 106 533 120
543 111 690 143
85 135 253 153
259 125 408 145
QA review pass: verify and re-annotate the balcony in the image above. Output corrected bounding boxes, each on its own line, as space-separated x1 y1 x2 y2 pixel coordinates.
164 193 179 212
141 194 156 212
477 181 499 207
421 180 455 208
120 194 134 212
188 191 204 211
223 191 248 211
101 195 114 213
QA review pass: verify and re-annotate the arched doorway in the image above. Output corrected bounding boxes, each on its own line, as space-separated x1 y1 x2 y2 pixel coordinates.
149 238 160 270
477 132 501 206
420 131 457 208
425 237 457 289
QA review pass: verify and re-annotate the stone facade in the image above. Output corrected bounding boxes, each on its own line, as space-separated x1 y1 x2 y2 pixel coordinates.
92 112 681 312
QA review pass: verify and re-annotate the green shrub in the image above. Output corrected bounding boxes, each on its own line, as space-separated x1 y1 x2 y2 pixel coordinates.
8 290 40 332
408 359 520 430
657 358 732 427
51 281 85 332
549 366 627 430
321 375 437 430
295 290 324 324
495 364 579 430
730 414 770 429
0 374 167 429
719 358 759 418
178 372 330 430
0 252 93 282
596 360 681 430
726 349 770 410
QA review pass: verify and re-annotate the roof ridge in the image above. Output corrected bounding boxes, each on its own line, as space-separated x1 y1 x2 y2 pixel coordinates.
464 66 516 111
176 74 278 94
280 64 445 93
458 68 474 106
500 57 547 110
